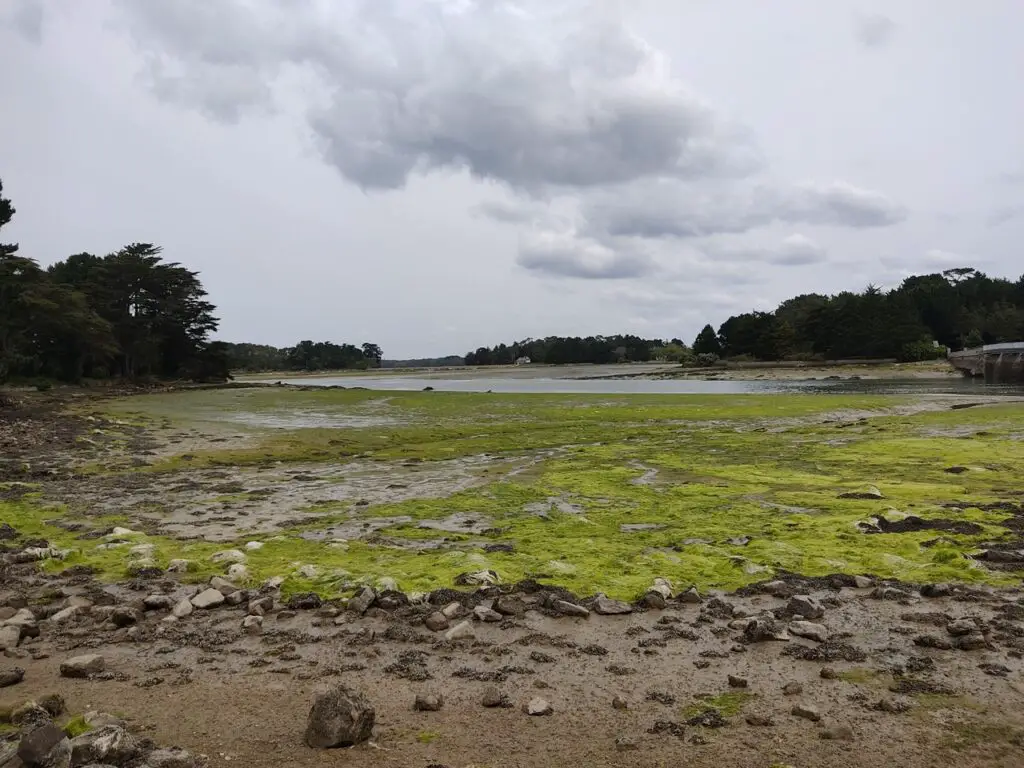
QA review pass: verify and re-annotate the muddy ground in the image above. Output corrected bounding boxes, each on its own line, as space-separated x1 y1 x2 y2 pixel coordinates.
2 388 1024 767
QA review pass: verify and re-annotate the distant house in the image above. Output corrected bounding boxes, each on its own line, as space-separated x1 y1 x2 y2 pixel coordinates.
514 356 532 366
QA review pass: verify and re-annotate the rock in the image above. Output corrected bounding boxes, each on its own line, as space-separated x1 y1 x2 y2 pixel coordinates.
523 697 553 716
552 600 590 618
11 702 50 727
247 596 274 616
677 586 702 604
190 588 225 610
746 714 775 727
791 703 821 722
143 747 203 768
592 594 633 616
612 695 629 710
245 541 265 550
642 591 667 609
473 605 502 622
954 631 988 651
143 594 173 611
453 569 498 586
762 580 791 596
0 667 24 687
17 723 71 768
424 612 449 632
820 667 839 680
789 621 829 643
171 599 193 619
443 620 475 642
872 586 913 601
226 563 249 582
304 684 375 749
48 606 83 624
110 606 139 627
788 595 825 620
0 624 21 650
210 549 246 564
413 693 444 712
744 615 789 642
914 634 953 650
224 590 246 606
874 698 913 714
820 724 855 741
209 576 239 595
481 687 507 708
946 618 977 637
83 711 125 729
615 736 639 752
347 587 376 616
440 602 464 620
241 615 263 635
853 576 874 589
37 694 64 717
494 595 526 616
69 725 141 766
783 682 804 696
922 583 953 598
727 675 748 688
839 485 883 499
60 654 105 678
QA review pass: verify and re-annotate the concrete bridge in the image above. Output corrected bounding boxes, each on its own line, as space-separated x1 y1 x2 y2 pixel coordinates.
948 342 1024 383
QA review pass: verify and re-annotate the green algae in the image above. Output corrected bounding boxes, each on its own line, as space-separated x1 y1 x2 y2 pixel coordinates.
684 691 755 718
10 390 1024 599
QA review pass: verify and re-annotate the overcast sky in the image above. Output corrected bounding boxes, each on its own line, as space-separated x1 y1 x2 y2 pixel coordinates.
2 1 1023 358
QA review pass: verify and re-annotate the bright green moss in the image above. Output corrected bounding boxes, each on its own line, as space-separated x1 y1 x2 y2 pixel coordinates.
684 691 755 718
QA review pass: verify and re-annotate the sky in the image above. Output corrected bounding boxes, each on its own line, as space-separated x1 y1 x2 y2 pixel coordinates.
2 1 1023 359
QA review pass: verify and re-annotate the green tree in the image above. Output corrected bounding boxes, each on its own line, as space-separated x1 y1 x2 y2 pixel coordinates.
692 325 722 357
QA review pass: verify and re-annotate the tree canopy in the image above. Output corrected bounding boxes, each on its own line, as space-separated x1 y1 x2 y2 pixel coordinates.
463 335 683 366
0 179 227 383
220 340 384 372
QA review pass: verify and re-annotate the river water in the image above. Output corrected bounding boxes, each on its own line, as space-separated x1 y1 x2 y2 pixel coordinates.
273 373 1024 397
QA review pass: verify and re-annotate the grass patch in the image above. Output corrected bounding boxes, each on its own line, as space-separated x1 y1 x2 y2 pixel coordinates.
416 730 441 744
837 668 882 684
63 714 91 738
943 721 1024 752
684 691 756 718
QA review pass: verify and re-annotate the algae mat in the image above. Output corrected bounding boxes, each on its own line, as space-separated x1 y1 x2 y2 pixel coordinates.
4 388 1023 599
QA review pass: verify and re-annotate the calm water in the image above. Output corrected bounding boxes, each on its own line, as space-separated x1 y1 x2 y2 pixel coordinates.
275 374 1024 396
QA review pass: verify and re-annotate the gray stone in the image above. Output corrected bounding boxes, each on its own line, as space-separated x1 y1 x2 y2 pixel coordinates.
677 586 703 604
69 725 141 766
413 693 444 712
552 600 590 618
171 599 193 619
224 590 246 606
210 549 246 564
954 631 988 651
443 620 475 642
190 588 225 610
946 618 977 637
247 596 274 616
853 576 874 589
166 559 191 573
612 695 629 710
592 595 633 616
110 606 139 628
523 697 553 716
48 606 84 624
60 654 105 678
143 594 174 611
875 697 913 714
922 583 953 598
642 591 667 610
783 681 804 696
0 623 22 650
241 615 263 635
615 736 638 752
0 666 24 687
744 615 789 642
727 675 748 688
791 703 821 722
788 595 825 620
347 587 376 616
17 723 70 768
746 714 775 727
820 667 839 680
209 576 239 595
494 595 526 616
838 485 883 499
762 580 791 596
440 602 464 620
473 605 502 623
481 687 506 708
789 621 829 643
424 612 449 632
304 684 375 749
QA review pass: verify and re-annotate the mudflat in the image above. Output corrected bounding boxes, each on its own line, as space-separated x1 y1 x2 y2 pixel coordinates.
2 385 1023 767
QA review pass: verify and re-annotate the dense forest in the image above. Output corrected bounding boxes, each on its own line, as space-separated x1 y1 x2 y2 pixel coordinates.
222 341 383 372
464 335 688 366
0 180 229 384
466 269 1024 366
699 267 1024 363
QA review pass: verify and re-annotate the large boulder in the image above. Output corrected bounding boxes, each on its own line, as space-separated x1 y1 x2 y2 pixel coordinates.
190 589 225 610
142 747 205 767
69 725 142 766
60 654 105 679
17 723 71 768
592 594 633 616
304 685 375 749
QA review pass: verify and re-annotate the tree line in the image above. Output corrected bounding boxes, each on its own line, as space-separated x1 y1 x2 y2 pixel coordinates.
464 335 688 366
222 341 383 372
1 179 229 384
693 267 1024 363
